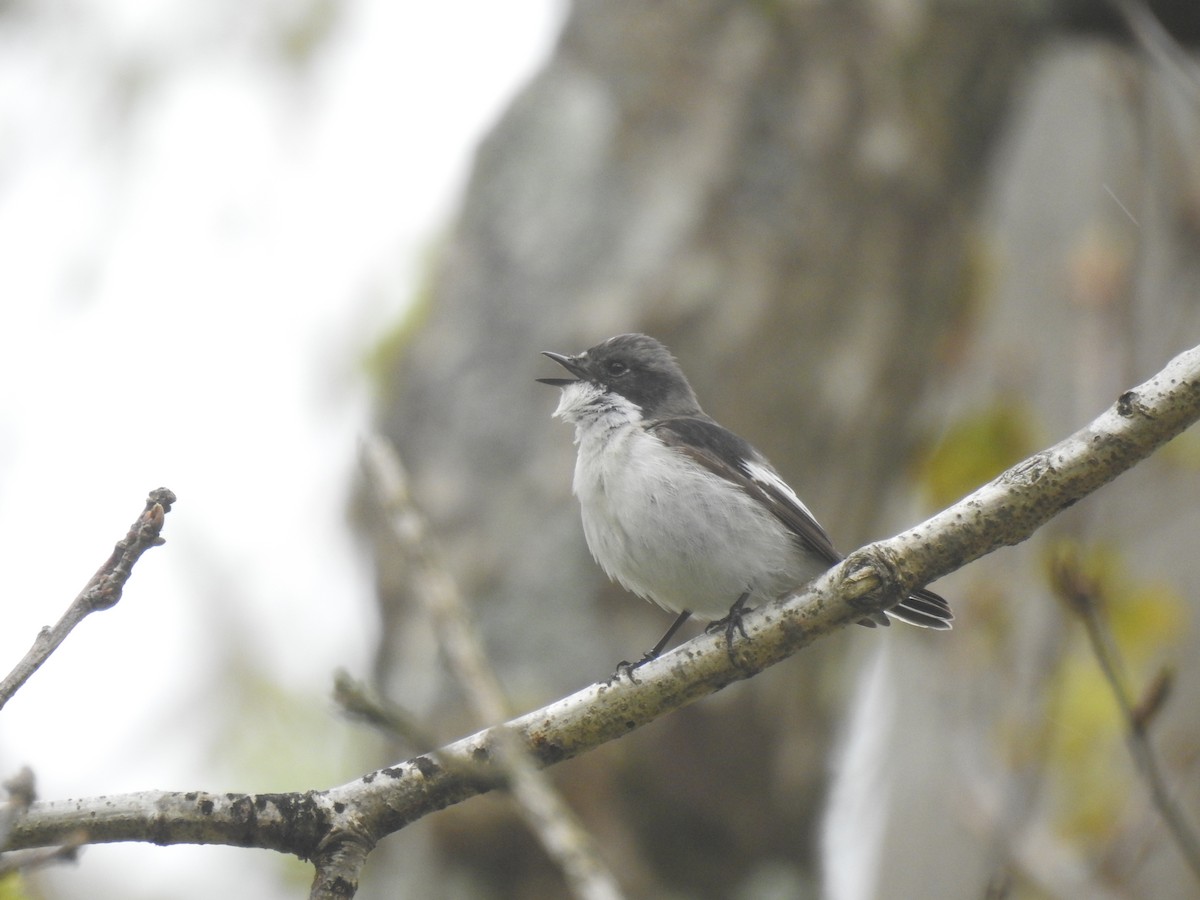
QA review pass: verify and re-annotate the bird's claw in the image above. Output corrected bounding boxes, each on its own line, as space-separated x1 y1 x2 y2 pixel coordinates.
706 592 752 665
606 654 654 686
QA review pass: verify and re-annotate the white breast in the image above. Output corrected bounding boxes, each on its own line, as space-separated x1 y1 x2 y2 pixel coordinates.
570 421 822 620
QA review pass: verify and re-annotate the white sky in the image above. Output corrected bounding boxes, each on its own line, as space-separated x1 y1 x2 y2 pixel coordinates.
0 1 562 896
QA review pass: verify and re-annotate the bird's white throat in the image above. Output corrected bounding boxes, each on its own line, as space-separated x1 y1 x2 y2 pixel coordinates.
551 380 601 422
552 381 642 436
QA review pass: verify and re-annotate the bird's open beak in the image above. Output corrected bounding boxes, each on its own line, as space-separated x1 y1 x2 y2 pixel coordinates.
537 351 588 386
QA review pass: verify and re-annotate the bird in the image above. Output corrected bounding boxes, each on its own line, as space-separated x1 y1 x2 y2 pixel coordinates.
538 333 951 667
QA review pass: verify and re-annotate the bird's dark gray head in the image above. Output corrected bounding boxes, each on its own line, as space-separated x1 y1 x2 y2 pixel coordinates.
538 333 702 418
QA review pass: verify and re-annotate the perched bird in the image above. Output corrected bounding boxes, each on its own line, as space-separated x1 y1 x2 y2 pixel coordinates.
538 333 951 664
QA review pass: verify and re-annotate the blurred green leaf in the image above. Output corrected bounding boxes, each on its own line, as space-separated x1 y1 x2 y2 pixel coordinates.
1159 429 1200 471
1047 654 1126 839
0 874 34 900
918 401 1041 508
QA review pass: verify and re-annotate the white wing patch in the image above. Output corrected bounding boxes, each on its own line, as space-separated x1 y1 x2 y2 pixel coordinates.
743 459 818 522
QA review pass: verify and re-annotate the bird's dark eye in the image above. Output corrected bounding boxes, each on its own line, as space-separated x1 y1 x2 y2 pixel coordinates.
605 360 629 377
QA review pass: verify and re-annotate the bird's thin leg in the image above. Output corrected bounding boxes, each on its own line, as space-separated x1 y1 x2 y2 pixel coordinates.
609 609 692 684
647 609 692 658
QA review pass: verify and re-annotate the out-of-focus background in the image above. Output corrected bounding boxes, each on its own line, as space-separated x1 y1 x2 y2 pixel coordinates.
3 1 1200 898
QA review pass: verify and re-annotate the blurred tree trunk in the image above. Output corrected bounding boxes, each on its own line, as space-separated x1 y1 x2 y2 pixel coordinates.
360 1 1200 898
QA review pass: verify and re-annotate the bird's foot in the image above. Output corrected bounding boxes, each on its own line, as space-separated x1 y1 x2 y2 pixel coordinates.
706 591 752 666
605 609 694 685
606 652 657 686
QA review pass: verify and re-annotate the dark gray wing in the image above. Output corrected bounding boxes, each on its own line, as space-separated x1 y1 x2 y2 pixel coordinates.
649 416 952 630
648 416 841 564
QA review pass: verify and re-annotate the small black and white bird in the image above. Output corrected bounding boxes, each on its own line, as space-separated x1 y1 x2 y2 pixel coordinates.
539 333 951 662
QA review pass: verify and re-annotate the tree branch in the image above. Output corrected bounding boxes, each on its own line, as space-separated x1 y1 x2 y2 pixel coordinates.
0 767 84 879
1107 0 1200 105
880 345 1200 591
0 488 177 712
359 435 625 900
1049 548 1200 884
4 344 1200 895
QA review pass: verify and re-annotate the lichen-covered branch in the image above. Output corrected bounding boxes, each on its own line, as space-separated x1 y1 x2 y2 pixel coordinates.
4 345 1200 896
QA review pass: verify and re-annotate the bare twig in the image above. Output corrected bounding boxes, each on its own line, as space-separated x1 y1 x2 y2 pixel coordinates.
2 767 35 808
0 768 82 878
0 841 83 878
0 767 36 849
360 435 626 900
967 774 1127 900
1107 0 1200 105
1130 667 1174 733
1049 549 1200 883
331 669 498 789
0 488 176 712
332 669 435 750
359 435 512 724
4 344 1200 889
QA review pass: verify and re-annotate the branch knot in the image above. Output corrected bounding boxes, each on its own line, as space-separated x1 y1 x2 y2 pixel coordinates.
840 544 908 618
